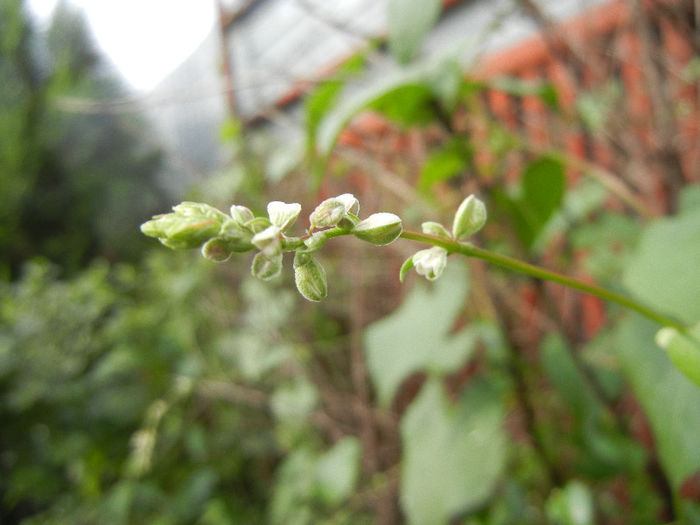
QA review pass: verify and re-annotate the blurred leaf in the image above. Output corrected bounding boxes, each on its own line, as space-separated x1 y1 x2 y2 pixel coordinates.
271 378 318 422
388 0 441 64
681 57 700 82
615 315 700 489
522 156 566 227
365 264 476 407
306 81 345 149
679 184 700 212
623 189 700 325
541 334 646 477
400 378 507 524
576 81 622 133
545 481 594 525
170 469 218 523
656 324 700 389
418 139 469 193
313 437 362 506
541 334 599 421
368 84 436 127
219 117 242 142
316 68 431 160
269 448 317 525
305 53 367 154
496 156 565 250
491 76 560 111
537 178 609 254
570 212 640 280
427 57 464 110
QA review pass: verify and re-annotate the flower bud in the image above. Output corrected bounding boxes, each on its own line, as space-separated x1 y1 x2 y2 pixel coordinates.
421 221 451 239
293 252 328 302
140 202 224 249
309 198 346 229
218 219 254 252
173 201 227 221
251 251 283 280
336 193 360 216
452 195 487 240
230 204 254 225
412 247 447 280
352 213 402 245
201 238 232 262
267 201 301 231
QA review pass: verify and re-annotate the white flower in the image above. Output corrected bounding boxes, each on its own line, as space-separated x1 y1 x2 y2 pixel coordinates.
229 204 255 225
267 201 301 231
412 246 447 280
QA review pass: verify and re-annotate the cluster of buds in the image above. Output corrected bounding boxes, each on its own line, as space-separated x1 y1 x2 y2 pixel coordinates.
400 195 487 282
141 194 403 301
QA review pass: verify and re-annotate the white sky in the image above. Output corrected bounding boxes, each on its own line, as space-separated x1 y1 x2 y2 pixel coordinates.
27 0 217 91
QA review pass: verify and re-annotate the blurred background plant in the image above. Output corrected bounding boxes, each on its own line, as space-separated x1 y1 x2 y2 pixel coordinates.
1 0 699 523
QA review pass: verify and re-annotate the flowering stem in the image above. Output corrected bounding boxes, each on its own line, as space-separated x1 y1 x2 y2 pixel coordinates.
400 230 685 330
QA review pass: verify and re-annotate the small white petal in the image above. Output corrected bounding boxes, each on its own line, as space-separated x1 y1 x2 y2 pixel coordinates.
267 201 301 231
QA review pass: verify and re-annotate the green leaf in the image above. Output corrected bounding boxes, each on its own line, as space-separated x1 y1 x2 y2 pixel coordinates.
271 378 318 422
623 193 700 325
399 255 415 283
364 264 476 407
541 334 599 421
306 80 344 149
306 52 366 154
312 437 362 506
498 156 565 250
522 156 566 228
368 84 436 127
270 448 317 525
491 76 560 111
316 67 432 160
656 324 700 389
418 139 468 193
615 315 700 489
575 81 622 133
400 378 507 524
388 0 442 64
545 481 595 525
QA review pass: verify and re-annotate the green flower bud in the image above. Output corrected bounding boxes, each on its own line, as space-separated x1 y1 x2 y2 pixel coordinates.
140 202 224 249
251 251 283 280
219 219 254 252
293 252 328 302
173 201 227 221
309 198 346 229
230 204 254 225
201 238 232 262
421 221 451 239
412 246 447 280
352 213 402 245
267 201 301 231
452 195 487 240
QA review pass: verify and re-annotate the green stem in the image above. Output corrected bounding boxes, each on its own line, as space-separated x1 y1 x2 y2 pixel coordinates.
399 230 685 330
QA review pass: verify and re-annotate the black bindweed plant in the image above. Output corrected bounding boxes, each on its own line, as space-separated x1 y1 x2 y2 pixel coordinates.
141 194 700 387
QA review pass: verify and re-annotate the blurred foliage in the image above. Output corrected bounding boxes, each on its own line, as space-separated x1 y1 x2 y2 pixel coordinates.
0 0 167 278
